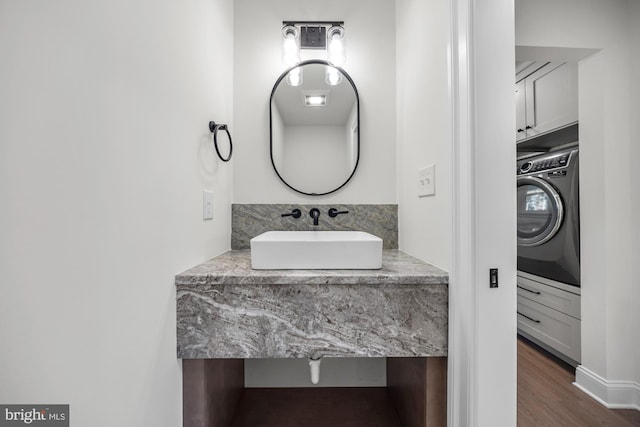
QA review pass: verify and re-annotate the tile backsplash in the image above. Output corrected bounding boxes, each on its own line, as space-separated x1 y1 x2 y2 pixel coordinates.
231 204 398 249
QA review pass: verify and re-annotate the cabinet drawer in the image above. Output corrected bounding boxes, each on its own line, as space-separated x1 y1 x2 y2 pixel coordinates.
517 297 581 363
517 276 580 319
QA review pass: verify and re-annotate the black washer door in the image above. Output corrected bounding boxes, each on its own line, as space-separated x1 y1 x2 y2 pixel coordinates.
517 176 564 246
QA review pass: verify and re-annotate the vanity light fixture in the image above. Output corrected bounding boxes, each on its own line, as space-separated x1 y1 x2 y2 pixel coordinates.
287 66 303 87
326 25 345 66
282 25 300 66
325 67 342 86
281 21 346 87
282 25 302 86
325 25 345 85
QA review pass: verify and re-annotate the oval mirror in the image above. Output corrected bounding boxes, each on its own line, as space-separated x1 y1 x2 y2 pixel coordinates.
270 60 359 196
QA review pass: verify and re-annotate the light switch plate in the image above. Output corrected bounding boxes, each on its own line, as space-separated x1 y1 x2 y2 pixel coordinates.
203 191 214 220
418 164 436 197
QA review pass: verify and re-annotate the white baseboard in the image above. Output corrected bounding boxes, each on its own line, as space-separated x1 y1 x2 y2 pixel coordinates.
574 365 640 410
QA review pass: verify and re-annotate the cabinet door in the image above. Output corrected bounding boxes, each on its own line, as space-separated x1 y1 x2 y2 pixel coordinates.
515 80 527 142
517 297 581 363
524 62 578 137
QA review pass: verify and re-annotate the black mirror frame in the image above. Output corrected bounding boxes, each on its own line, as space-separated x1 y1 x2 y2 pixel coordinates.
269 59 360 196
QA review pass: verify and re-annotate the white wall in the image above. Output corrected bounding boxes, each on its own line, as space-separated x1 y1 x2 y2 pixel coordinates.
631 0 640 391
396 0 451 270
233 0 396 203
516 0 640 405
347 103 359 171
244 358 386 388
282 125 349 193
0 1 234 426
272 101 285 172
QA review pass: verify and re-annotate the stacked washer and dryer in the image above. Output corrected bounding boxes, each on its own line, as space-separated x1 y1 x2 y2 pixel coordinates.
516 145 582 366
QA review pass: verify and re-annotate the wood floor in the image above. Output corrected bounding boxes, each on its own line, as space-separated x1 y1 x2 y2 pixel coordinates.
230 388 402 427
518 336 640 426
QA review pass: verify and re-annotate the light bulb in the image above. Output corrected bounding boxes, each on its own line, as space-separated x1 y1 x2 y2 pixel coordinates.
281 26 300 66
287 67 303 86
327 26 346 66
325 67 342 86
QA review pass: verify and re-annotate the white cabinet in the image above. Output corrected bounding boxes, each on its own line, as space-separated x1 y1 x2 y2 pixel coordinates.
517 272 581 365
517 275 580 318
517 297 581 363
515 62 578 142
515 80 527 142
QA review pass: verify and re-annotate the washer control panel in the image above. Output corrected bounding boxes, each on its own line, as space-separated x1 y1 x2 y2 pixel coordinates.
517 152 571 175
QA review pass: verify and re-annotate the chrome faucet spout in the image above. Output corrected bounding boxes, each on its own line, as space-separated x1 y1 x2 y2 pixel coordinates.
309 208 320 226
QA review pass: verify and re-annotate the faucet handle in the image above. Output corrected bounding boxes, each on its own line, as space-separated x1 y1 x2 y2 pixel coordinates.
328 208 349 218
281 208 302 219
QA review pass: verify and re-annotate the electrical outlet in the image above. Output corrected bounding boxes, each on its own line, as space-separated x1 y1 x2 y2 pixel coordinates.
418 164 436 197
203 191 214 220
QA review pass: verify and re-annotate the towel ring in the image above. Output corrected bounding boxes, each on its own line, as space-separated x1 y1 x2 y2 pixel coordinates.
208 121 233 162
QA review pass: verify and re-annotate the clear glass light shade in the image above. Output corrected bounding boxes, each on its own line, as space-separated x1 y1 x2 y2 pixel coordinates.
325 67 342 86
327 26 346 66
286 67 303 86
281 26 300 66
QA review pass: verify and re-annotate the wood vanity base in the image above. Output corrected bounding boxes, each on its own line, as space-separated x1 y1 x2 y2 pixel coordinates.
387 357 448 427
182 359 244 427
182 357 447 427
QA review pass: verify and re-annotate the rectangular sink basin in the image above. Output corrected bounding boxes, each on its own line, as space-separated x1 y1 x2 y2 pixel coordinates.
250 231 383 270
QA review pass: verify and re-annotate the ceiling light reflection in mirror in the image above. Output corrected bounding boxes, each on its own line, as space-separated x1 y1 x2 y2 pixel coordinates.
270 60 359 196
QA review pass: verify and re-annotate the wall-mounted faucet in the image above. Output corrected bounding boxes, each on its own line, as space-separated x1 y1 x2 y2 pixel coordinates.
309 208 321 226
281 208 301 219
328 208 349 218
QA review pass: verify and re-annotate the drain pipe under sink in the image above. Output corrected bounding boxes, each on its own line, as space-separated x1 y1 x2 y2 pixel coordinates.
308 356 322 384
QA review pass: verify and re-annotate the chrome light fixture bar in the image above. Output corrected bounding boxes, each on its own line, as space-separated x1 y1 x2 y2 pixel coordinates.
281 21 344 52
281 21 346 87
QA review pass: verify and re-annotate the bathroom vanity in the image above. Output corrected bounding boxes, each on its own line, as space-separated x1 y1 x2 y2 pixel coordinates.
178 24 449 425
177 249 448 427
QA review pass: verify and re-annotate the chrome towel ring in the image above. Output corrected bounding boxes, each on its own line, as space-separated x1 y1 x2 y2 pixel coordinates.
208 121 233 162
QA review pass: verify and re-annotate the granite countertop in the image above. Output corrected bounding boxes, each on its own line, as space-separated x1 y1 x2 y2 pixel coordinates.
176 249 448 287
177 249 449 358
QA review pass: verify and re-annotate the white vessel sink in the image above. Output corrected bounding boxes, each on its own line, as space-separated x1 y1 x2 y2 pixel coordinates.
250 231 383 270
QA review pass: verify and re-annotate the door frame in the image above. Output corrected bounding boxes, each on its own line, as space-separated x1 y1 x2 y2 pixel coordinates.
448 0 517 426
